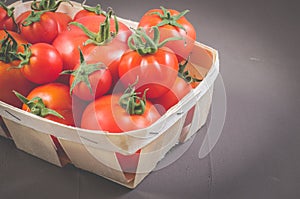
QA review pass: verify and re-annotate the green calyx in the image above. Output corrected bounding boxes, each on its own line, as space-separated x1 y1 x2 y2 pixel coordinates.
60 48 107 95
178 56 202 84
150 6 189 32
128 26 182 55
0 30 18 63
13 90 64 119
22 10 46 26
9 43 32 69
31 0 72 12
81 0 105 15
119 78 148 115
69 9 119 46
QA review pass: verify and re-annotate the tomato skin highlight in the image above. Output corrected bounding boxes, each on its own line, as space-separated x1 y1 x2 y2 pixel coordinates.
138 8 196 62
20 43 63 84
118 47 179 99
22 83 75 126
81 95 161 133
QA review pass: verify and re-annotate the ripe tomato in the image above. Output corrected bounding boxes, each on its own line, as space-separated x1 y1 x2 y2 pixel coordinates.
118 27 179 99
53 14 130 85
73 3 105 21
151 77 192 114
17 83 75 126
0 30 35 108
81 80 161 132
63 49 112 101
0 2 17 31
138 7 196 62
13 43 63 84
17 11 59 44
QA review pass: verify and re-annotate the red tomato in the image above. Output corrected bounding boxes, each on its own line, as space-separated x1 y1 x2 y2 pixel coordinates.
81 95 161 133
20 83 75 126
0 2 17 31
151 77 192 114
17 11 59 44
119 46 179 99
53 15 131 85
138 7 196 62
66 51 112 101
15 43 63 84
73 4 105 21
0 30 35 108
48 11 72 33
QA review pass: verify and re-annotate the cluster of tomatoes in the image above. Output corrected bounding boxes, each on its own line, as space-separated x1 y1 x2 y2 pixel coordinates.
0 0 200 133
0 0 201 173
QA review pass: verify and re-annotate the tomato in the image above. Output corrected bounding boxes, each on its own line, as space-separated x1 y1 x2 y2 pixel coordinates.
81 81 161 132
73 3 105 21
0 30 35 108
53 14 130 85
13 43 63 84
81 94 160 132
138 7 196 62
48 11 72 33
16 83 75 126
118 27 179 99
151 77 192 114
62 49 112 101
0 2 17 31
17 11 59 44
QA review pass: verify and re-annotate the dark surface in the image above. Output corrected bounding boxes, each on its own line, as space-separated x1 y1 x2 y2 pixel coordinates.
1 0 300 198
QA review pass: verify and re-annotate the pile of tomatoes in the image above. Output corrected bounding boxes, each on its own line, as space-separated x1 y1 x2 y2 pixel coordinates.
0 0 202 173
0 0 201 133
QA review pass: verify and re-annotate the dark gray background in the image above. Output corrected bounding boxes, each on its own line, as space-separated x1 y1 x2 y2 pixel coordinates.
1 0 300 198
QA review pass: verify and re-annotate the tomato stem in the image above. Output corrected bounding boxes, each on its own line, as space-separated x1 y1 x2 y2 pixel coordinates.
60 48 107 95
81 0 105 15
22 10 46 27
119 78 147 115
178 56 202 84
150 6 189 32
13 90 64 119
69 9 119 46
31 0 72 12
0 30 19 63
9 44 32 69
128 26 182 55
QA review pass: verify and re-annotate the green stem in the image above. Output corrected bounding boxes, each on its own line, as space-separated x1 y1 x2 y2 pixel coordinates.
128 26 182 55
69 9 119 46
31 0 72 12
178 56 202 84
60 48 107 95
118 78 148 115
13 91 64 119
22 11 46 27
150 6 189 32
81 0 105 15
9 44 32 69
0 30 19 63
